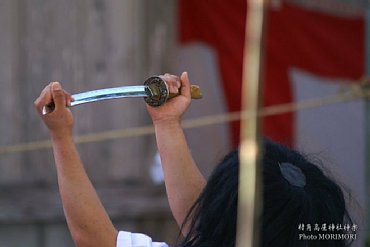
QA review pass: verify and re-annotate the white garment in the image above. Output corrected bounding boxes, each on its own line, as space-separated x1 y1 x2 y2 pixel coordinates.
116 231 169 247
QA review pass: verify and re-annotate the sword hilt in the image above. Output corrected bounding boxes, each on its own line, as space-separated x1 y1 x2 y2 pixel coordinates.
144 76 202 107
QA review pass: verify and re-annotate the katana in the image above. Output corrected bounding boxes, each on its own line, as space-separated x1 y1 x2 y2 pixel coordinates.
42 76 202 115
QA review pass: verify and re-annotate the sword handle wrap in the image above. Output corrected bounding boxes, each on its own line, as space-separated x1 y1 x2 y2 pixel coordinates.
169 85 202 100
144 76 202 107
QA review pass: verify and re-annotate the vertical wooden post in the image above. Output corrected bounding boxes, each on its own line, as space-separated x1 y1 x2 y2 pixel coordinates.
236 0 266 247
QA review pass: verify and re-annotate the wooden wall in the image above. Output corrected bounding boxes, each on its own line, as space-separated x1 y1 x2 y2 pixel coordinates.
0 0 180 246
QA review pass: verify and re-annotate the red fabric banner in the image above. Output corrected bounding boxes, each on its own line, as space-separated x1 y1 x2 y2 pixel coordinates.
178 1 364 147
264 3 364 146
179 0 246 146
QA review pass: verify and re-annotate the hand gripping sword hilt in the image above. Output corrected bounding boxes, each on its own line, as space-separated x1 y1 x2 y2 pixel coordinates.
144 76 202 107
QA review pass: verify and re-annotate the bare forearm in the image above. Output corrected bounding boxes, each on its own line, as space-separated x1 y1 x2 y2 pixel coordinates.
51 135 117 247
154 121 206 230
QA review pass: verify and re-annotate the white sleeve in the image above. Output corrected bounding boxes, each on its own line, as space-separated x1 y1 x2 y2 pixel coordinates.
116 231 169 247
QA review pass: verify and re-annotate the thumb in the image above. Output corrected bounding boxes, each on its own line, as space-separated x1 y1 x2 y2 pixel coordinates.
180 71 191 98
51 82 66 111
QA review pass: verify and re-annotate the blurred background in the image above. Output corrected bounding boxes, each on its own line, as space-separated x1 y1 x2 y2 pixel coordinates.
0 0 368 246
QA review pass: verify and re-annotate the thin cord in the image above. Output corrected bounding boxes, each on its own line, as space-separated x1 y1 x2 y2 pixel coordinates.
0 83 369 155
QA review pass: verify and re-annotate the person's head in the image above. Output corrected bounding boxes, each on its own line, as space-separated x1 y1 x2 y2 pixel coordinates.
180 138 353 247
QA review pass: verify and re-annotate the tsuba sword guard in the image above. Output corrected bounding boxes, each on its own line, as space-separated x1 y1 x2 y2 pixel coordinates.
144 76 169 107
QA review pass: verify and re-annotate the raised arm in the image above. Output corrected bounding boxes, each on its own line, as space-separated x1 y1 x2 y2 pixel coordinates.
34 82 117 247
146 72 206 234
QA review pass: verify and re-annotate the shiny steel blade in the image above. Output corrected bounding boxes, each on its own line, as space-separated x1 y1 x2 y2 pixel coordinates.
41 85 153 115
71 85 150 106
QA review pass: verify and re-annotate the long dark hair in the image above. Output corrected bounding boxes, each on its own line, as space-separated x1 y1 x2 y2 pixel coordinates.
179 138 353 247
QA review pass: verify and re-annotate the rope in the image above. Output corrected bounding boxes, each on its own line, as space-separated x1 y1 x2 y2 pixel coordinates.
0 82 369 155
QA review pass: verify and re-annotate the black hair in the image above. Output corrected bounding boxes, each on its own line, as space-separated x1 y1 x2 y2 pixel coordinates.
179 150 238 247
179 138 353 247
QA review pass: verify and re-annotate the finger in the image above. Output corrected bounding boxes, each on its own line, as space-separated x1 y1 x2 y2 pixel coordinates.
180 72 191 98
39 84 53 103
161 74 181 89
173 75 181 89
169 75 181 88
51 82 66 111
168 85 179 94
34 84 53 113
63 90 73 106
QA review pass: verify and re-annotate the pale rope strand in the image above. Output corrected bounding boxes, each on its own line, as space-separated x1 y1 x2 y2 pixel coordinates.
0 84 368 155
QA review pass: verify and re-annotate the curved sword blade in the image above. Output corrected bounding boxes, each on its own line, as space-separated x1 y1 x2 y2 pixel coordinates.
41 85 152 115
71 85 149 106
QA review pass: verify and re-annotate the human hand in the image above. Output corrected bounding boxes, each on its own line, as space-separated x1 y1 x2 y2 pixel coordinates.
34 82 75 139
146 72 191 125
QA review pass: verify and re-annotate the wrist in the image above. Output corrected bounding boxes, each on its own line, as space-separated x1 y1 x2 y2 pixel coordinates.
153 118 182 128
49 130 73 142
